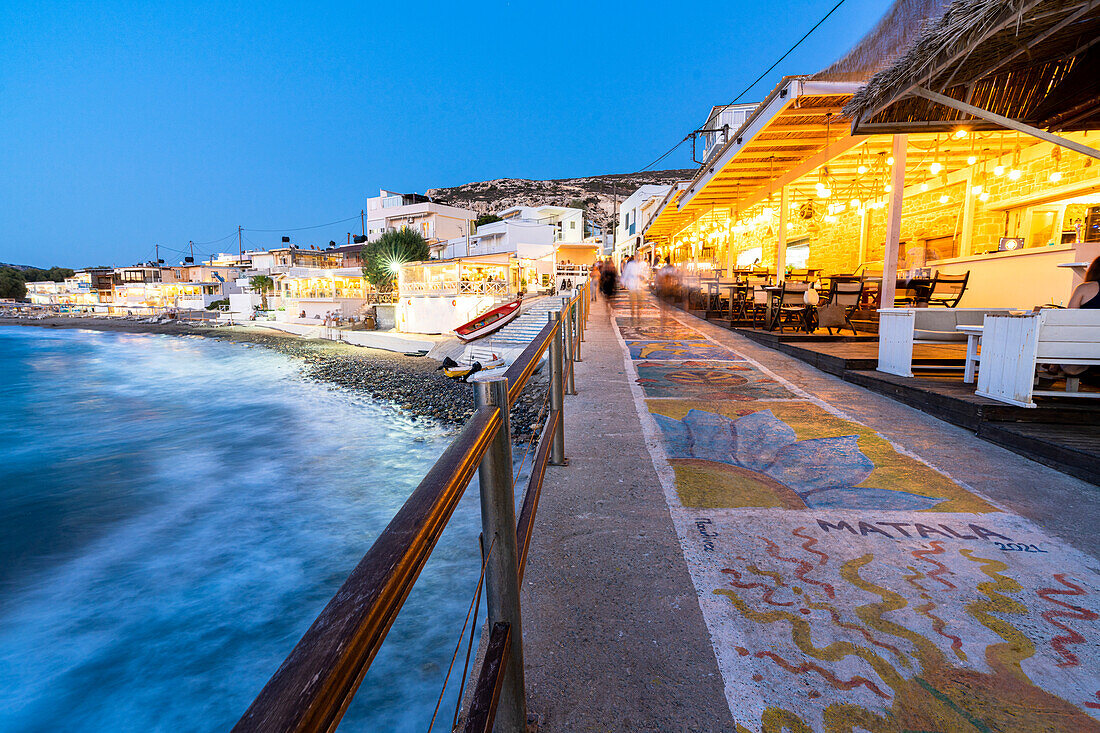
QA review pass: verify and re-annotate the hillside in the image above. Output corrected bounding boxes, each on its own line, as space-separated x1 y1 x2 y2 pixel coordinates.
426 169 693 233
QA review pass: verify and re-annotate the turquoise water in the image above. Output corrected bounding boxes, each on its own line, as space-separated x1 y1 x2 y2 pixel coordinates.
0 326 484 732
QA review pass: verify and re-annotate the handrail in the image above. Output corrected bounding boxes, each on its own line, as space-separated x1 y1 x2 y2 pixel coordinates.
461 622 512 733
233 406 502 733
503 319 558 405
516 408 558 580
235 281 590 733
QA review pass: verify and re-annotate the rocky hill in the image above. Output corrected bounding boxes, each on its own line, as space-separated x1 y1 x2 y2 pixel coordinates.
427 169 693 233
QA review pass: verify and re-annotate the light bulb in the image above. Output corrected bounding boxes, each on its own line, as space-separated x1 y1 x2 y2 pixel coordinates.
818 188 831 198
979 192 989 202
994 165 1005 176
920 182 928 192
971 184 983 195
786 222 793 231
1009 169 1022 180
939 194 949 204
1049 171 1062 182
850 198 861 209
955 128 968 138
815 181 825 191
967 155 977 165
930 162 943 174
887 156 895 166
884 184 892 193
857 165 868 175
824 215 838 223
761 207 773 218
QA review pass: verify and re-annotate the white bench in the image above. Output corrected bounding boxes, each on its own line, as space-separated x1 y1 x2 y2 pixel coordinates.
976 309 1100 407
878 308 1015 378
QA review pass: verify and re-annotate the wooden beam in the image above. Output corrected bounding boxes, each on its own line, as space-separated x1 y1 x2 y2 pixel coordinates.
910 86 1100 160
776 186 788 283
881 135 908 308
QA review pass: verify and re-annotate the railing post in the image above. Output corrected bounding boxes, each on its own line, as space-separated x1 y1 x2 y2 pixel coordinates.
560 298 577 395
473 377 527 733
572 297 583 361
548 311 566 465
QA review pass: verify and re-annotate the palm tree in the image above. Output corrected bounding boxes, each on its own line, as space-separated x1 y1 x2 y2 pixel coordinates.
250 275 274 310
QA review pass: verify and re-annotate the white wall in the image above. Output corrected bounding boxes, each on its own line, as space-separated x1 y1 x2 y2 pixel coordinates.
397 295 494 334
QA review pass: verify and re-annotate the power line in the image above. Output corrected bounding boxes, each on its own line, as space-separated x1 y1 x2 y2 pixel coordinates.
243 214 361 233
719 0 847 112
190 230 240 246
639 0 849 173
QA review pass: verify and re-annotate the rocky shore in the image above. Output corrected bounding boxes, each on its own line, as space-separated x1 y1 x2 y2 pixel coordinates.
0 316 549 442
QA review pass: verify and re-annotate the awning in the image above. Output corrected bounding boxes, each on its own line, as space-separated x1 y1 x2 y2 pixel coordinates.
847 0 1100 136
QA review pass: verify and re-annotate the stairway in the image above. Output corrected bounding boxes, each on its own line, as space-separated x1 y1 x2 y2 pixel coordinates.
491 295 568 344
461 293 572 365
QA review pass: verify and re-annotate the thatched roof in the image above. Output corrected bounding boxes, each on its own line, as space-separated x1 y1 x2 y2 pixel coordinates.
846 0 1100 131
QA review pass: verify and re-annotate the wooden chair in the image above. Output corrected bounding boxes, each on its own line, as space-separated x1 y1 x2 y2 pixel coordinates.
927 271 970 308
823 279 864 335
748 284 770 328
770 282 811 332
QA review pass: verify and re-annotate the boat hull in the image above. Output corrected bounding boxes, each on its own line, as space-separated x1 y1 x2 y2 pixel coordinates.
455 299 521 342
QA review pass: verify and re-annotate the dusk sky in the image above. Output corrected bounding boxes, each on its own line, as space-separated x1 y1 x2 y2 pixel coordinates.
1 0 886 267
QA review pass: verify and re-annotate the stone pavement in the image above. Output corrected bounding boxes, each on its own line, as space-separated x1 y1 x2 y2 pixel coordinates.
524 293 1100 732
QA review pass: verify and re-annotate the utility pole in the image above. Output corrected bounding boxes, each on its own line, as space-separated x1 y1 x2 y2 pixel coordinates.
238 226 243 263
361 209 365 237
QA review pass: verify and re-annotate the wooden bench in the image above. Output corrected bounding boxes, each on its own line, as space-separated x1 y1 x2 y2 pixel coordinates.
976 309 1100 407
878 308 1015 378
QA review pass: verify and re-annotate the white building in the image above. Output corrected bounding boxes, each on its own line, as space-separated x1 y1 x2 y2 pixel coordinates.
700 103 758 164
613 184 674 263
436 218 556 261
497 205 585 243
366 190 476 247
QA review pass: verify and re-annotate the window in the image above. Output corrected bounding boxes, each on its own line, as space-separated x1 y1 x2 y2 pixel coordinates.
570 221 576 230
1006 193 1100 249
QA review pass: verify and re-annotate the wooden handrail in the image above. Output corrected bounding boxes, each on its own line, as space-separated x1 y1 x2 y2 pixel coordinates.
233 406 502 733
516 408 558 581
461 622 512 733
503 319 558 405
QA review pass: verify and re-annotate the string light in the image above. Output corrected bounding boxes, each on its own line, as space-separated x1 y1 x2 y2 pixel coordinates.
939 194 949 204
967 155 977 165
930 162 943 174
887 156 894 166
954 128 968 138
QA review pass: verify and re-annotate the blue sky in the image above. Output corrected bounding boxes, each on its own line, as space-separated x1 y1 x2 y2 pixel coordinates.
0 0 887 267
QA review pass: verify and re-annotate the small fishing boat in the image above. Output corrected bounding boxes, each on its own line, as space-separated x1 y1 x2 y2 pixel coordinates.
454 298 522 342
439 356 483 381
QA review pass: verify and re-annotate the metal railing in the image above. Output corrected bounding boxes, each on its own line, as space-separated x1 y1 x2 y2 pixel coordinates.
234 281 591 733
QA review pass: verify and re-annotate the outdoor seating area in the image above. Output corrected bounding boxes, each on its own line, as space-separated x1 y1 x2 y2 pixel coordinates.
666 265 975 339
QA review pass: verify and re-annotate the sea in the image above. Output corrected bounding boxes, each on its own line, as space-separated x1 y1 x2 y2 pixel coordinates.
0 325 486 732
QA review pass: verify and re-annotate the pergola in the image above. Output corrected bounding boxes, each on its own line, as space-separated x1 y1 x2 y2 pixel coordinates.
646 0 1100 306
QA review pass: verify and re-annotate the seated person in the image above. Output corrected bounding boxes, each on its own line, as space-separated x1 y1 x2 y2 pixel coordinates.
1042 256 1099 380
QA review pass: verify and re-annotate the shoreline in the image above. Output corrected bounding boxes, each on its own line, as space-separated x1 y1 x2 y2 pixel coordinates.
0 316 547 441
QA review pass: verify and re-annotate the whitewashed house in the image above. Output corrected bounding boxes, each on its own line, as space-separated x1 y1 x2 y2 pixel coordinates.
613 185 674 263
366 190 476 250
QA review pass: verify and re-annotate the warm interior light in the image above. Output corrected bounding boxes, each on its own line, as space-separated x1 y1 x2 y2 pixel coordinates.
930 162 943 174
1008 169 1022 180
1049 171 1063 182
955 128 968 138
818 188 831 198
920 182 929 192
760 207 773 219
886 156 894 166
994 165 1005 176
939 194 949 204
815 181 825 190
979 191 990 202
971 184 983 195
824 214 838 223
967 155 977 166
850 198 861 209
857 165 868 175
884 184 891 193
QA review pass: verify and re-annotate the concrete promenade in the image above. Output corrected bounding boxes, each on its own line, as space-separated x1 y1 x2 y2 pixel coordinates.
524 293 1100 732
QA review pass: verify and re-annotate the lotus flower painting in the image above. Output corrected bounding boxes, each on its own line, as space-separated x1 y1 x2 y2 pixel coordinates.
654 408 955 510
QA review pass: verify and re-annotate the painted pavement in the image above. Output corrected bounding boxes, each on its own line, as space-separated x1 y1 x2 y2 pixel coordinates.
611 296 1100 732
